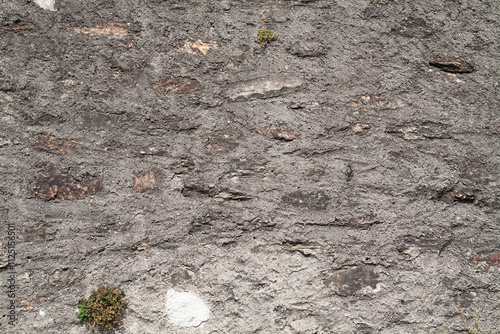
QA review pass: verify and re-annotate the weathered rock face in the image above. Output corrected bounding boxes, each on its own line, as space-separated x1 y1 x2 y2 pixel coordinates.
1 0 499 333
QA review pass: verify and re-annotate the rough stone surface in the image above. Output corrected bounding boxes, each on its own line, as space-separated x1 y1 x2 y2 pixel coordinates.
0 0 499 333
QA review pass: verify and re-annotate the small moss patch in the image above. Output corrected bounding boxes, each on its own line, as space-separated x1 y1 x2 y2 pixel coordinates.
77 286 127 332
255 28 278 48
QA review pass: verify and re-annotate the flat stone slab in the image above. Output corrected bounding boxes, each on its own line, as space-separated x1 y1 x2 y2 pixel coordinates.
221 75 304 101
324 265 381 296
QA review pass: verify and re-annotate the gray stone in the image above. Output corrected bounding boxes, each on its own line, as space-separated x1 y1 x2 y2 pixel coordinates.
221 75 304 101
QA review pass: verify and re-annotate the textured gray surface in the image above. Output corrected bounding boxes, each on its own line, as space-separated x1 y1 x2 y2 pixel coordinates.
1 0 499 333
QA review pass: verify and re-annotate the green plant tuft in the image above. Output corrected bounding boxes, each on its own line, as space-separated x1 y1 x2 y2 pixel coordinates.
441 297 484 334
255 28 278 48
77 285 126 333
456 297 483 334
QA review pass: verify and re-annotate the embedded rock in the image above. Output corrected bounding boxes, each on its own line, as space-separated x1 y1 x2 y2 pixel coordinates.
221 75 304 101
165 290 210 328
34 0 56 11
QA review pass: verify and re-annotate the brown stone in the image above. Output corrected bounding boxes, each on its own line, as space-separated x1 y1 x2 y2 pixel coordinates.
153 77 201 94
352 123 370 134
204 131 242 155
36 134 79 154
136 242 150 251
439 188 492 207
171 272 181 286
1 22 32 32
133 169 162 193
74 22 130 36
257 126 300 141
429 57 474 73
117 39 135 49
21 300 37 311
184 269 196 281
170 269 196 286
180 39 218 55
454 189 477 202
35 166 103 200
325 265 381 295
473 253 500 272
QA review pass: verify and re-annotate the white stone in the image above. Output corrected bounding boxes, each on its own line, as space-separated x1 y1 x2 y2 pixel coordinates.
34 0 57 11
165 290 210 327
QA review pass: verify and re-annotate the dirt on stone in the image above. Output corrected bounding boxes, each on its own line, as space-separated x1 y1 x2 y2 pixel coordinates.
1 0 499 333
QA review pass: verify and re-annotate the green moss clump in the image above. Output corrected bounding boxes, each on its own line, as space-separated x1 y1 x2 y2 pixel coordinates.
255 28 278 48
77 286 127 332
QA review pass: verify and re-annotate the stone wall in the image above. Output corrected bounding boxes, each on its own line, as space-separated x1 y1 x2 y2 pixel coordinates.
1 0 499 333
